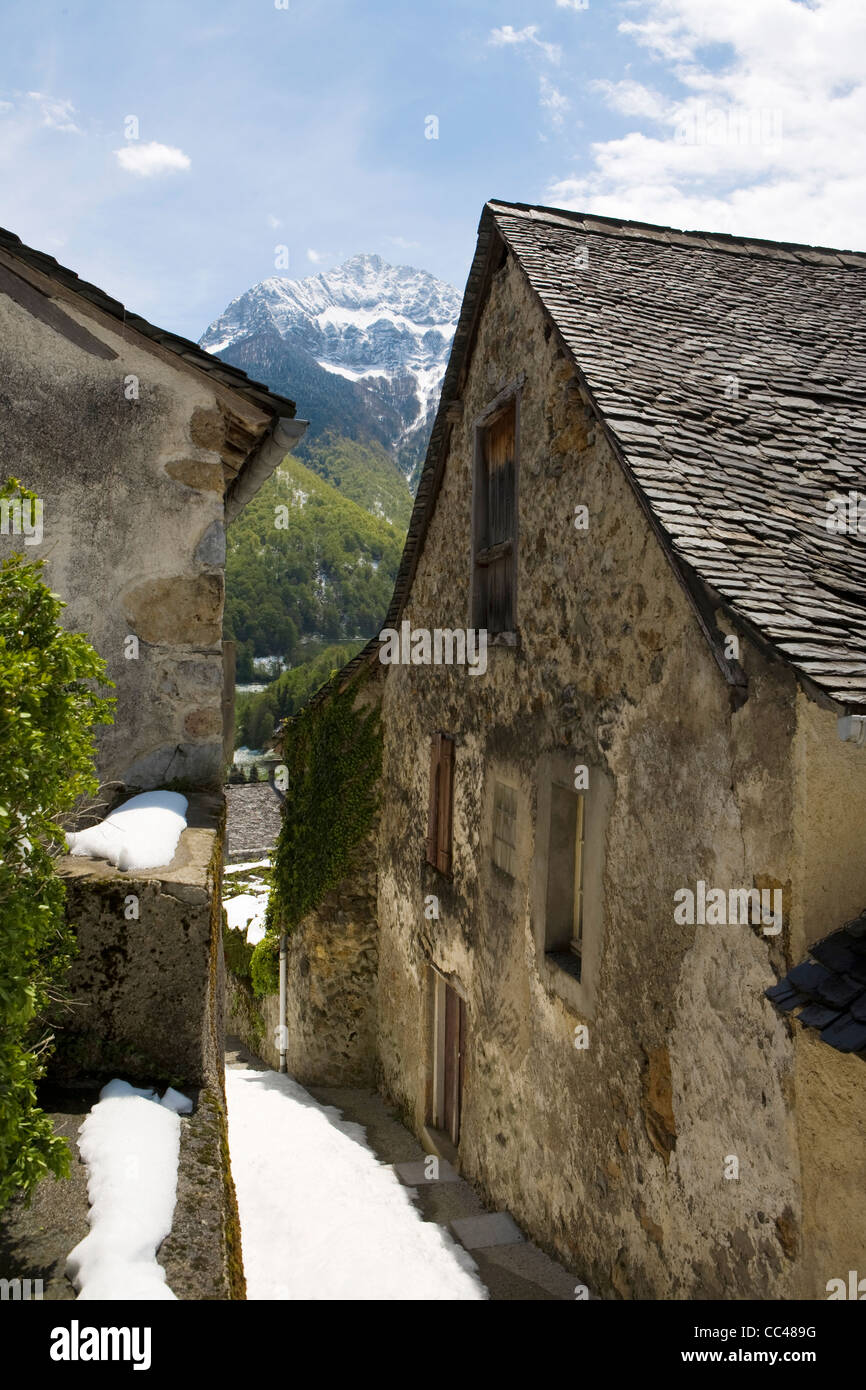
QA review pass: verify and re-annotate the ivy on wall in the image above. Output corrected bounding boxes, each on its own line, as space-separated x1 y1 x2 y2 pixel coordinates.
251 676 381 995
223 923 254 980
250 935 280 998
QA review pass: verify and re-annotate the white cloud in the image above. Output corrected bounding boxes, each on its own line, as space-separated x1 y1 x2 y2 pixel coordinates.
114 141 191 177
540 76 571 128
387 235 421 249
306 248 324 263
549 0 866 249
26 92 80 133
0 101 13 115
591 78 671 122
489 24 561 64
267 213 283 229
556 0 590 9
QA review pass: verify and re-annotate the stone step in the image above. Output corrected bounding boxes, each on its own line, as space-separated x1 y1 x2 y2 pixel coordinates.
450 1211 525 1250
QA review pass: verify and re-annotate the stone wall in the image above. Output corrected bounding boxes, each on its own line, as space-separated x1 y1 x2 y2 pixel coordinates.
51 793 226 1091
0 269 263 792
374 249 821 1299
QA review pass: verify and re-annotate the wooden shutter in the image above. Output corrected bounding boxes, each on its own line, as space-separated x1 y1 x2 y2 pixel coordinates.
476 401 516 633
426 733 441 867
436 735 454 875
485 405 516 547
426 732 455 874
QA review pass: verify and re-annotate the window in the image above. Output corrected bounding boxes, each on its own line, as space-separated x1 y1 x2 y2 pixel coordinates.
426 732 455 875
472 396 517 634
533 757 611 1015
492 781 518 877
544 784 586 979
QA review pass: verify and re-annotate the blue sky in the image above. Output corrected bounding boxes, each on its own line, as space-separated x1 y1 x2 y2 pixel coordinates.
1 0 863 339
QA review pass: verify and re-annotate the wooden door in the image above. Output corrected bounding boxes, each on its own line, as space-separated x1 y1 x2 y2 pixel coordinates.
442 983 466 1145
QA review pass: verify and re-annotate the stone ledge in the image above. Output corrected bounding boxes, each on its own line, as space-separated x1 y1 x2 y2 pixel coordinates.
50 793 226 1090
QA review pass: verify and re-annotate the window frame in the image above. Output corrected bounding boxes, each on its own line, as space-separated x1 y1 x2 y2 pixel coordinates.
491 778 519 879
470 375 524 641
532 753 613 1018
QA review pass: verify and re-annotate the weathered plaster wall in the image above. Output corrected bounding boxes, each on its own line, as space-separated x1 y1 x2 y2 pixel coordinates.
376 251 807 1299
0 279 237 791
792 695 866 957
793 1030 866 1299
789 697 866 1297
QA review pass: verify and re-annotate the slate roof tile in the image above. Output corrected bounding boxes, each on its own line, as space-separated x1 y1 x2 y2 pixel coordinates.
488 201 866 707
819 1015 866 1052
767 911 866 1057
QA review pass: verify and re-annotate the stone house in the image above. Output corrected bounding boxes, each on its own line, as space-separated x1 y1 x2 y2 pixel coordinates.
0 226 306 1092
256 200 866 1300
0 224 306 794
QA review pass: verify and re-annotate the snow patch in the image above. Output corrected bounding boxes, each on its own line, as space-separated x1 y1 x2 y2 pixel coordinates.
66 1079 189 1301
225 1066 487 1300
224 891 268 945
65 792 187 873
224 857 271 876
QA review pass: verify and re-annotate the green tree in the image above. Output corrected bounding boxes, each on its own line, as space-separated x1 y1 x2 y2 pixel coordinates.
0 481 114 1210
233 642 362 751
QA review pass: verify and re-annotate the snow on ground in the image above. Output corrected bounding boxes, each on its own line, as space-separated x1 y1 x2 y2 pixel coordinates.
66 791 187 872
224 857 271 877
66 1079 190 1301
223 858 270 944
224 892 267 944
225 1067 486 1301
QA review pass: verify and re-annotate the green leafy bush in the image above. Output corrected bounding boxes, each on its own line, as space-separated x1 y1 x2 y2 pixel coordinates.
0 480 114 1210
223 923 254 979
250 935 280 997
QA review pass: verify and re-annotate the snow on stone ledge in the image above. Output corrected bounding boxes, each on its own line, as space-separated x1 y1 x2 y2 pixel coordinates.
66 791 188 872
66 1079 191 1301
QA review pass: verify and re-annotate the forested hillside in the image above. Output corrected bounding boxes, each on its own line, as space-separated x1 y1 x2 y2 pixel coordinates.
297 431 413 530
235 641 364 750
226 456 403 683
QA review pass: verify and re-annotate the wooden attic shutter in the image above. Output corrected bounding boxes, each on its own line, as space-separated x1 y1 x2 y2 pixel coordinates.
426 733 455 874
475 400 516 633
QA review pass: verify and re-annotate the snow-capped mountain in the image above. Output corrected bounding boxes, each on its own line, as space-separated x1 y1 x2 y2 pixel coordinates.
200 255 461 476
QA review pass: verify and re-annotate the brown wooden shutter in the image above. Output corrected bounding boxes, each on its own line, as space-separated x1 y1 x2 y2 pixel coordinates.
485 405 515 547
426 732 441 867
436 735 454 875
426 732 455 874
476 402 516 633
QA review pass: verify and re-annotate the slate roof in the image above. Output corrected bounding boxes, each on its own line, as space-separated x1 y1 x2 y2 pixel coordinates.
489 202 866 709
766 911 866 1055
